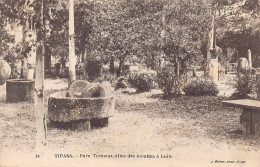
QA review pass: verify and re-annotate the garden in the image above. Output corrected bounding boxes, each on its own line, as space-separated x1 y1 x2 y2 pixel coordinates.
0 0 260 166
0 74 260 166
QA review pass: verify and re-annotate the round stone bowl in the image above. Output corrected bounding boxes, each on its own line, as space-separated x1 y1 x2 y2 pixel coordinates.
48 91 115 123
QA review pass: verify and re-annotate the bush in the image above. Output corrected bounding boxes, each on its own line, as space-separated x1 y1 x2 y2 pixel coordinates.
183 79 219 96
157 68 184 98
128 72 155 92
232 71 256 98
85 59 102 81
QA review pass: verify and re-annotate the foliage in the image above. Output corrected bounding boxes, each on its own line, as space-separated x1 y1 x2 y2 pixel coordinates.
1 0 259 77
217 28 254 61
88 0 211 77
98 64 117 84
214 0 260 67
0 23 15 59
128 72 155 93
0 4 15 65
157 67 185 98
85 59 102 82
183 79 219 96
232 71 256 98
0 0 45 78
3 41 33 79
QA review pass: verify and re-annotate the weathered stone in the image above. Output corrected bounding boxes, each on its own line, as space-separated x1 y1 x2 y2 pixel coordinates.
240 109 260 136
248 49 252 69
209 59 218 82
222 99 260 136
6 79 35 103
237 57 249 73
82 84 106 98
100 81 112 96
48 91 115 122
0 59 11 85
69 80 90 97
49 117 109 131
71 121 91 131
257 74 260 100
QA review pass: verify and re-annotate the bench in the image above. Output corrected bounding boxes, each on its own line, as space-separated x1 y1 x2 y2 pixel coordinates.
222 99 260 136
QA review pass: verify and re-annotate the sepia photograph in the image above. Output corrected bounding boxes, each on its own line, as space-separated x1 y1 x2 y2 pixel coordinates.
0 0 259 166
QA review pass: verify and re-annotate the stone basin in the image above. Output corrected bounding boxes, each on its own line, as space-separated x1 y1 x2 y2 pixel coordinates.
48 91 115 123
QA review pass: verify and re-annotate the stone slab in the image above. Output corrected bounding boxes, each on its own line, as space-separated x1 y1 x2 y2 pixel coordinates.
222 99 260 111
222 99 260 136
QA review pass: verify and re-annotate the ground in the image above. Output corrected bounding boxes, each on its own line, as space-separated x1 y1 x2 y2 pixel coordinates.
0 75 259 167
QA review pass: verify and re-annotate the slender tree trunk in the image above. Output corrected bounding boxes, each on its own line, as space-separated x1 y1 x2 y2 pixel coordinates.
68 0 76 87
110 56 115 74
21 24 27 79
82 48 87 79
20 59 24 79
35 0 47 154
151 54 156 70
174 55 179 80
44 45 51 73
117 56 125 77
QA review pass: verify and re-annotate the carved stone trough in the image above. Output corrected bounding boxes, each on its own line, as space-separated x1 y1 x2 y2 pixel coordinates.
48 81 115 131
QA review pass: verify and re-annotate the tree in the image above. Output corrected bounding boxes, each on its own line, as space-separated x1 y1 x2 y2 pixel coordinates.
160 0 211 79
212 0 260 65
1 0 48 152
0 0 36 78
87 0 210 78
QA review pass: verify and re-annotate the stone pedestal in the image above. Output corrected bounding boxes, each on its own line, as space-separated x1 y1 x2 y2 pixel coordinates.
209 59 218 82
27 64 35 80
240 109 260 135
257 74 260 100
248 49 252 69
27 69 34 80
222 99 260 136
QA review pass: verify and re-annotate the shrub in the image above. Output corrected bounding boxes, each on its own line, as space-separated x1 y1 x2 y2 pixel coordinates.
232 71 256 98
183 79 219 96
85 59 102 81
128 72 154 92
59 67 69 78
157 68 184 98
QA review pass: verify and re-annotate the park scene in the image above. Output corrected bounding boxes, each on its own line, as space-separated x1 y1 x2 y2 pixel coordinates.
0 0 260 166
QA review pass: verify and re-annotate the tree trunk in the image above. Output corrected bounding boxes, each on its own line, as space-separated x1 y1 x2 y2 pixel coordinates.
82 48 87 79
117 57 125 77
110 56 115 74
68 0 76 87
20 59 24 79
44 45 51 73
35 0 47 154
174 55 179 80
21 24 26 79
